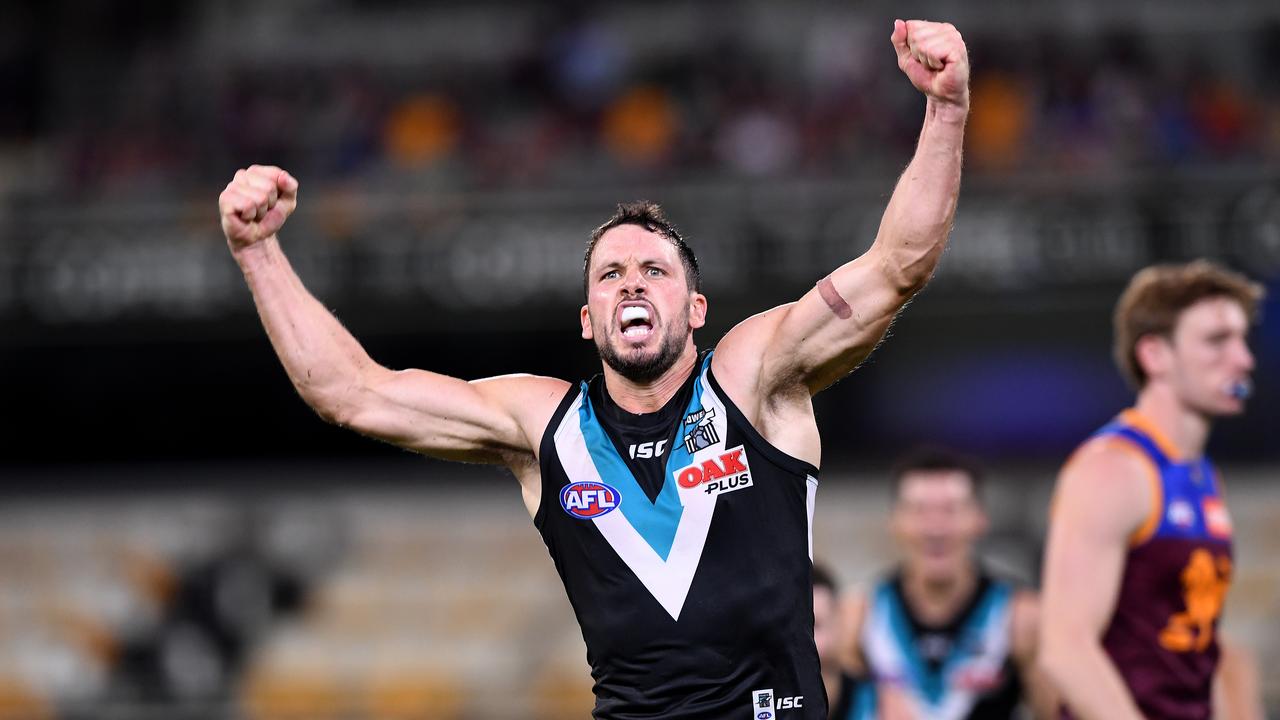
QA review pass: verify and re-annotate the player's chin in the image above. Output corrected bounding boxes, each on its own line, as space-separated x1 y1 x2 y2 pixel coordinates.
1199 395 1246 418
616 328 658 348
1215 399 1247 417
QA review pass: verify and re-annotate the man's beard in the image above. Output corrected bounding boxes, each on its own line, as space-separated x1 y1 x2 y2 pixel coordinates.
596 318 687 383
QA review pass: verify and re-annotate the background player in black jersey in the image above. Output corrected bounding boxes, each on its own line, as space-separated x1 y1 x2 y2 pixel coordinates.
218 19 969 718
838 449 1057 719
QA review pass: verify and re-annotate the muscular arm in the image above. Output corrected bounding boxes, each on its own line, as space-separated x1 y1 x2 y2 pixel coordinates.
1010 591 1060 720
717 20 967 402
221 167 566 468
1038 441 1154 720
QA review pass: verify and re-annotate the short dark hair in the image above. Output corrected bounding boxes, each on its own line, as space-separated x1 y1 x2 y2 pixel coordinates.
583 201 701 298
812 562 839 595
1113 260 1264 389
890 446 984 503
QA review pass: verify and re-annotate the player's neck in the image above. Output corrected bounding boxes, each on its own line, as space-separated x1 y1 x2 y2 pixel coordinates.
1133 385 1210 460
901 563 977 625
602 344 699 414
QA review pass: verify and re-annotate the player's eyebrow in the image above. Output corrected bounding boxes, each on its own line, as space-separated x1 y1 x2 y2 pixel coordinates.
595 258 671 273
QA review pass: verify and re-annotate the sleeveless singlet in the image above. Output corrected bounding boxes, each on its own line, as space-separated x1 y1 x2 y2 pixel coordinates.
1062 409 1233 720
850 571 1022 719
535 351 824 719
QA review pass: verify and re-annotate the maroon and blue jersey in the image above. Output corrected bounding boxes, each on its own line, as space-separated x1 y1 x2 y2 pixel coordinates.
1067 409 1233 720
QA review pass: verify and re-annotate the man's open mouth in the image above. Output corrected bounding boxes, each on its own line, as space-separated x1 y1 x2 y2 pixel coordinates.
620 304 654 338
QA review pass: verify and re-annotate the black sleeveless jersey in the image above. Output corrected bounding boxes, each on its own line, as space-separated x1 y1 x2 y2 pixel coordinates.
852 570 1024 719
534 351 825 719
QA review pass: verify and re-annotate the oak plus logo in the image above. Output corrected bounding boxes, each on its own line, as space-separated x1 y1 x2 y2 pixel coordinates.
675 445 752 496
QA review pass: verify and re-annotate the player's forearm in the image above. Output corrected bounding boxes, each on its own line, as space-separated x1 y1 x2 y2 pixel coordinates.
233 235 378 423
868 97 965 295
1039 635 1145 720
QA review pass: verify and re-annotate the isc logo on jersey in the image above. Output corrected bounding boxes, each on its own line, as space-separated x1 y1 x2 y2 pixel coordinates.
560 481 621 519
676 445 753 496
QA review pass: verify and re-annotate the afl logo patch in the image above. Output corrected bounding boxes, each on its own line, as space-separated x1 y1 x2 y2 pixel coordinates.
560 481 621 519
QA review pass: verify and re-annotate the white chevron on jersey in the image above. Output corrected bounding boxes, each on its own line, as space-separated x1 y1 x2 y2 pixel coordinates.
553 363 731 621
860 582 1013 720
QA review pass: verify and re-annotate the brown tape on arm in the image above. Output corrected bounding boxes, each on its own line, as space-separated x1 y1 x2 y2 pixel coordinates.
816 276 852 320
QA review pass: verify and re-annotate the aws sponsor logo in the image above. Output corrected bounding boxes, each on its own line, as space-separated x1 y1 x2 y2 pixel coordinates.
560 481 621 519
675 445 752 496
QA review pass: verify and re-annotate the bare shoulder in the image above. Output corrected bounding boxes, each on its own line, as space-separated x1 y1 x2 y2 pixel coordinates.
473 374 573 455
711 304 820 465
1053 435 1158 539
711 303 795 401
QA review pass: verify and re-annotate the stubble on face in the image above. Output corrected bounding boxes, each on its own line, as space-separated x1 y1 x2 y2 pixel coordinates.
595 303 689 383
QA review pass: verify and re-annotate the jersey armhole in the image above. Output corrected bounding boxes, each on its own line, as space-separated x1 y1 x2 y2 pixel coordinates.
533 382 586 530
1104 436 1164 547
1062 435 1163 547
704 363 820 480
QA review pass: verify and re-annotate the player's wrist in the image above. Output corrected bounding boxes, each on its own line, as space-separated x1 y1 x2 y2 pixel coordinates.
230 234 282 269
927 96 969 125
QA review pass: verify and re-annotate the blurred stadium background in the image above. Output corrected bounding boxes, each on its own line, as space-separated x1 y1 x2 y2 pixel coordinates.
2 0 1279 717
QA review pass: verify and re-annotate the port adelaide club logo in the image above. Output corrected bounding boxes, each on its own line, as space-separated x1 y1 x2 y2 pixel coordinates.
560 481 621 519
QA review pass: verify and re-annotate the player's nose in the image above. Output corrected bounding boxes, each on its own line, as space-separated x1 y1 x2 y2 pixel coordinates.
1237 340 1255 372
620 266 648 294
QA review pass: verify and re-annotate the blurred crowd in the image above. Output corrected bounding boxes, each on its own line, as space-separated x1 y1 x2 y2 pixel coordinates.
2 4 1280 202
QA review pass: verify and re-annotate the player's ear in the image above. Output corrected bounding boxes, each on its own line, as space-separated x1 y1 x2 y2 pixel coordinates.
688 292 708 330
1135 334 1171 381
581 304 594 340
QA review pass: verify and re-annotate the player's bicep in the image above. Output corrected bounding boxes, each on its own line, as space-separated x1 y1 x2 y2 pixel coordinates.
342 369 556 463
767 249 913 393
1041 446 1152 642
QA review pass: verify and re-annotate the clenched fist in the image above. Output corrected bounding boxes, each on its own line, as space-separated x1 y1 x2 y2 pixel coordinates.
891 19 969 111
219 165 299 251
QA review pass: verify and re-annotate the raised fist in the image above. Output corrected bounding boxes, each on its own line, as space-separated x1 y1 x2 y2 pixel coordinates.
219 165 298 251
891 20 969 110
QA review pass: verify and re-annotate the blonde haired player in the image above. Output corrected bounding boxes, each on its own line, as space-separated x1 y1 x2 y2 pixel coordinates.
1039 261 1265 720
